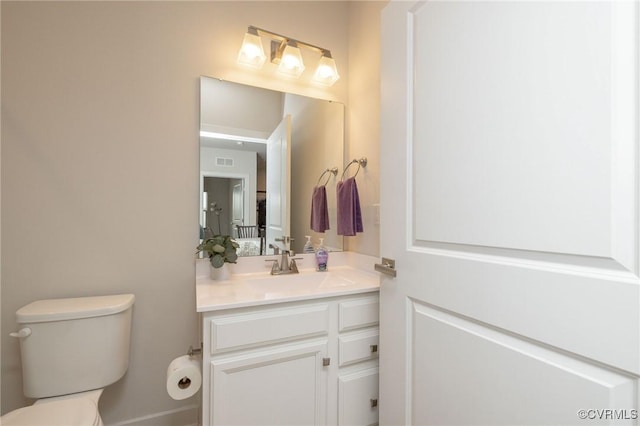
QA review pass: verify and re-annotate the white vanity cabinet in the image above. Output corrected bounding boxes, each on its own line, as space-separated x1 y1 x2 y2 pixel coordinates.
200 292 380 426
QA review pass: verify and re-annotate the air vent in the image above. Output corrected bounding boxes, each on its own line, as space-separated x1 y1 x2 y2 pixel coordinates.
216 157 234 167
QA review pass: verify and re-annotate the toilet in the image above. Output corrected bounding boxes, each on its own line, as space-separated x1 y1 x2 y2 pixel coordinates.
2 293 135 426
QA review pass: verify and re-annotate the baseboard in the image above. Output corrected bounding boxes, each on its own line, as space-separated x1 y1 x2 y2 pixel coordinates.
108 404 199 426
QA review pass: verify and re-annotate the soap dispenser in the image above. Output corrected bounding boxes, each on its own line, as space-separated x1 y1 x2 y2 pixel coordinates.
315 238 328 272
303 236 315 254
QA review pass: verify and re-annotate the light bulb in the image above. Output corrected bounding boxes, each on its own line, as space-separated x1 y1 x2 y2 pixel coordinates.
237 32 266 69
277 43 305 78
313 54 339 86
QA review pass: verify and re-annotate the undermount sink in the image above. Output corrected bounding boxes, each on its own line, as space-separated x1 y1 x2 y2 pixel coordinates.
241 270 356 295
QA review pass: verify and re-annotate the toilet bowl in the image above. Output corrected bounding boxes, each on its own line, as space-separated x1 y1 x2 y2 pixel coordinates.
2 294 134 425
2 390 103 426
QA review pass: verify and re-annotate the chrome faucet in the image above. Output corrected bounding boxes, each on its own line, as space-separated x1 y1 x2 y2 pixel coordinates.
269 243 280 255
274 250 300 275
274 236 293 250
266 236 300 275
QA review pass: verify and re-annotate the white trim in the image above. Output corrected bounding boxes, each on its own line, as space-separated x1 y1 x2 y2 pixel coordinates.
200 130 268 144
107 404 198 426
200 171 253 234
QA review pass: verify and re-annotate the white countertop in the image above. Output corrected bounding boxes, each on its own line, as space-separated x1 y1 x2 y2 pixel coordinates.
196 252 380 312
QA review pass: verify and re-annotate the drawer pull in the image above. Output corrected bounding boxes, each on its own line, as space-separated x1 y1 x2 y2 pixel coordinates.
370 398 378 408
370 344 378 353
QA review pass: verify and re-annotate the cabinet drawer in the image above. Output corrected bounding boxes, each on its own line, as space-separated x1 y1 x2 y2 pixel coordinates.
338 367 379 426
339 329 379 367
210 304 329 353
339 296 379 332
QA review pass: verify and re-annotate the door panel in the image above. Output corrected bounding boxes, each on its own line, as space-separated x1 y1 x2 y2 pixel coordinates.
231 180 244 227
412 1 615 258
266 115 291 252
380 1 640 424
411 302 635 426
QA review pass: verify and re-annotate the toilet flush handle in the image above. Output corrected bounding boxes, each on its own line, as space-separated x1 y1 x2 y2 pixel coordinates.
10 328 31 338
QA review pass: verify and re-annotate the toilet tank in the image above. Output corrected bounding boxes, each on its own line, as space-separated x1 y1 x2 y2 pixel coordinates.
15 294 135 398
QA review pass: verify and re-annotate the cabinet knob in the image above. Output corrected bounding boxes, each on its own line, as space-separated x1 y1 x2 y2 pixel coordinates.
370 398 378 408
370 344 378 353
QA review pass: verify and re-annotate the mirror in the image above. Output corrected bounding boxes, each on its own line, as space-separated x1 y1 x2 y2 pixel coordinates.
200 77 345 257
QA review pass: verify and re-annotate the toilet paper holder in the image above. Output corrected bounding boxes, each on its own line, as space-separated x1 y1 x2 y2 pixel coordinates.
187 343 202 357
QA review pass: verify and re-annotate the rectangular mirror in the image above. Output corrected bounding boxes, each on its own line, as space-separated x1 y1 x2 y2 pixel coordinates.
200 77 345 257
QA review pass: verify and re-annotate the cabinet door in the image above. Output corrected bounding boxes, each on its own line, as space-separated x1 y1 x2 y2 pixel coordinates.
338 367 379 426
211 340 328 426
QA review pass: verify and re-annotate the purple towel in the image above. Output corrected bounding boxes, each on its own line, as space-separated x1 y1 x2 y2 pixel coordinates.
336 177 363 236
310 185 330 233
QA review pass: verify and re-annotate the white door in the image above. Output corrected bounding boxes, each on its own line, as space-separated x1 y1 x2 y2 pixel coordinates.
231 179 244 228
266 115 292 253
380 2 640 425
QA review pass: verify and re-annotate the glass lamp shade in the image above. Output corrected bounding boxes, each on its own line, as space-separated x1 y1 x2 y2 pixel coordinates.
237 32 266 69
312 55 340 86
277 44 305 78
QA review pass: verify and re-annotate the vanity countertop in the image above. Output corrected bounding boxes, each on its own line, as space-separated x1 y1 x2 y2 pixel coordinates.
196 253 380 312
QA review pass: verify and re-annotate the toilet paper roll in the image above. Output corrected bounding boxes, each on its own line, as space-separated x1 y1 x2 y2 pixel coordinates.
166 355 202 400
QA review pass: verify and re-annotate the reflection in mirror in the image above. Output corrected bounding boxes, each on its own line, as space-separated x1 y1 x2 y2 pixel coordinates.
200 77 344 257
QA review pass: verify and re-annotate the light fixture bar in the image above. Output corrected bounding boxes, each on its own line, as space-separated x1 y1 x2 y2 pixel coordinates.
238 25 340 86
249 26 329 57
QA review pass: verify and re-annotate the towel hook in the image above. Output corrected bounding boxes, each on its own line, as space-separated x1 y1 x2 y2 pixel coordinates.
316 167 338 186
341 157 367 181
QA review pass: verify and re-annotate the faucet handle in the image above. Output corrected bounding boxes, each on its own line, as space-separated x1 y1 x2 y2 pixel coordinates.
268 243 280 255
275 236 295 244
289 258 300 273
265 258 280 273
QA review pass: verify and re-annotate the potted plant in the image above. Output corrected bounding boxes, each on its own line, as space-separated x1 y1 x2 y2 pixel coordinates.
197 235 240 280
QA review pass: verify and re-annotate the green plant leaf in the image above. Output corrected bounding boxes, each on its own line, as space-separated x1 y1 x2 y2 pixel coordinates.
226 251 238 263
210 254 225 268
198 234 238 265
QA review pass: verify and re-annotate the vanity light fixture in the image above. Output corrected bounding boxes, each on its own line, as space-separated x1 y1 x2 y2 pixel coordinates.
237 25 340 86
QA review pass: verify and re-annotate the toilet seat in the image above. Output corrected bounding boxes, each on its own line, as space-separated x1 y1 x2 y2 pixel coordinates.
1 397 100 426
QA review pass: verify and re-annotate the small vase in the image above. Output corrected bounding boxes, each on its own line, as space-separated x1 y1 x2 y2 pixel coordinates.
210 263 231 281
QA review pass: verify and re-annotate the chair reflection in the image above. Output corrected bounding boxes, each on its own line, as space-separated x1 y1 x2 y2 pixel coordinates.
235 225 266 255
236 225 258 238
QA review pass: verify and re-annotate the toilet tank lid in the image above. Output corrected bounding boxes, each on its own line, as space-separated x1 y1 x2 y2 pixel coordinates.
17 294 135 323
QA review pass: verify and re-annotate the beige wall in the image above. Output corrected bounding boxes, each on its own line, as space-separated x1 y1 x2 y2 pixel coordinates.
346 1 385 256
1 1 382 424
